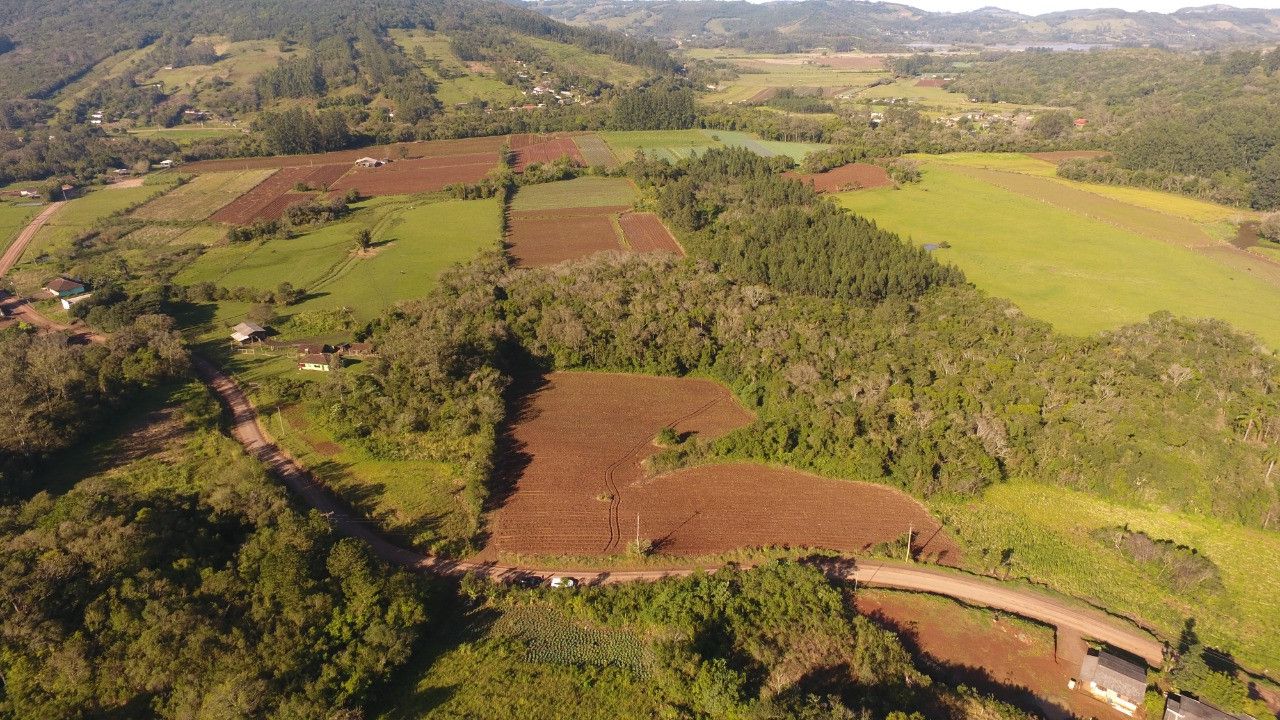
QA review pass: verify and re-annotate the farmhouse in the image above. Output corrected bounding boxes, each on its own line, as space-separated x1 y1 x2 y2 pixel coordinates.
45 277 86 298
230 321 267 344
1078 649 1148 716
298 353 335 372
1164 694 1249 720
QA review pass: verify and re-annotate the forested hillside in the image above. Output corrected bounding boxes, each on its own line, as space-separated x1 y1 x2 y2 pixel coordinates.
949 48 1280 209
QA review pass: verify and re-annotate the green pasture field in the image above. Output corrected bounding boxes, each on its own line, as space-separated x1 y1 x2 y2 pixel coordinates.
523 37 648 84
132 169 274 221
850 79 1058 114
0 203 40 255
694 50 884 103
836 162 1280 346
16 183 177 270
937 481 1280 675
54 46 156 111
600 129 826 164
176 195 501 329
127 126 246 145
144 37 298 93
390 29 523 109
511 177 637 211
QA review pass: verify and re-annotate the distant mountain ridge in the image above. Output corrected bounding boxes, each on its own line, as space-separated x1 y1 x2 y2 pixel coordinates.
527 0 1280 49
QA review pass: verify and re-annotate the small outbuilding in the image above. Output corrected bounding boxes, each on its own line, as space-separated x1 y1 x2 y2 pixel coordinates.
230 321 268 344
298 353 334 372
1079 649 1148 717
355 157 386 168
45 277 86 298
60 292 93 311
1164 694 1248 720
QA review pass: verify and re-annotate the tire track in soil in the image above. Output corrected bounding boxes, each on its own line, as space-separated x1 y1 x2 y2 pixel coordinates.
599 395 727 553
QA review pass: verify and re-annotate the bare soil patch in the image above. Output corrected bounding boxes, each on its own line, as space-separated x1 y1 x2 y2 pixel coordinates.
746 87 780 104
487 372 958 561
506 206 628 267
1027 150 1111 164
618 212 683 255
856 591 1127 720
513 137 584 171
329 153 498 196
915 78 947 88
789 163 892 192
210 167 318 223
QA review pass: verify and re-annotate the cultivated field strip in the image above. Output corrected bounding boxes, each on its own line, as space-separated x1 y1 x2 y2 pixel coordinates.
513 137 584 171
617 212 683 254
788 163 893 193
132 169 276 221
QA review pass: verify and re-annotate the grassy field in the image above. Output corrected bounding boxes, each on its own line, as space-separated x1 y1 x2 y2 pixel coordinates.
511 177 636 211
127 126 247 145
836 162 1280 346
523 37 648 84
0 203 41 255
54 46 156 111
693 50 883 103
389 29 523 109
600 129 827 164
132 169 275 221
143 37 298 93
16 183 177 273
176 195 501 328
937 481 1280 675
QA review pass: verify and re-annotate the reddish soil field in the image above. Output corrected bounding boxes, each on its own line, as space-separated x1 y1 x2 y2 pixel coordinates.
329 153 499 196
915 78 948 88
1028 150 1112 164
506 206 628 267
789 163 893 192
182 136 511 172
211 167 315 223
252 193 315 222
856 592 1128 720
513 137 585 171
486 372 960 561
299 163 351 189
618 212 683 255
746 87 780 104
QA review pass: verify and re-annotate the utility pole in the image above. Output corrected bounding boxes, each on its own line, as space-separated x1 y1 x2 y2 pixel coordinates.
905 523 913 563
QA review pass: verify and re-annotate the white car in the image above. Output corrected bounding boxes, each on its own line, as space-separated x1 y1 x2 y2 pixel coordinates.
549 576 577 589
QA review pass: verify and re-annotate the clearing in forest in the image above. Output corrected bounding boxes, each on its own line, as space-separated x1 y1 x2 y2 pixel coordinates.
487 371 958 560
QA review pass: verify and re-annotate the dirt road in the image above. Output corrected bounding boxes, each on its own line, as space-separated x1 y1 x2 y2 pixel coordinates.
194 356 1166 666
1 201 64 275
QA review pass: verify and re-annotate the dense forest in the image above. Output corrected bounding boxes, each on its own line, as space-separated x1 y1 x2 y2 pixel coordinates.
949 48 1280 208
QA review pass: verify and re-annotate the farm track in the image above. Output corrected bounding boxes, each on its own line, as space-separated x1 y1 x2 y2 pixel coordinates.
1 201 64 274
191 356 1165 667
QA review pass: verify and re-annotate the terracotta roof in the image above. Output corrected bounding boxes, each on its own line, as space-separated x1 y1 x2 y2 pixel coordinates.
45 277 85 293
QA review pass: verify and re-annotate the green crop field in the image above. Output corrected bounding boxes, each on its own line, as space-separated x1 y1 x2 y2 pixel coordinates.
127 126 247 145
132 169 274 221
837 162 1280 346
511 177 637 211
938 481 1280 674
600 129 826 164
18 183 175 264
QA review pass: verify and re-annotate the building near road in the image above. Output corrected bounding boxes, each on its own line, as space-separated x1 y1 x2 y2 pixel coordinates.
60 293 93 311
230 321 268 344
1079 648 1148 716
298 353 335 372
44 277 86 298
1164 693 1250 720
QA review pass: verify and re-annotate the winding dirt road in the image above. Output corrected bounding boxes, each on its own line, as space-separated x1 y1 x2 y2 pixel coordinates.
1 201 64 276
193 357 1166 666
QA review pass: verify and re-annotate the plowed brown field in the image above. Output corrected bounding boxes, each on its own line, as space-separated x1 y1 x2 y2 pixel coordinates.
513 137 585 171
506 206 628 267
487 372 959 561
329 153 499 196
790 162 892 192
915 78 947 88
618 212 683 255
